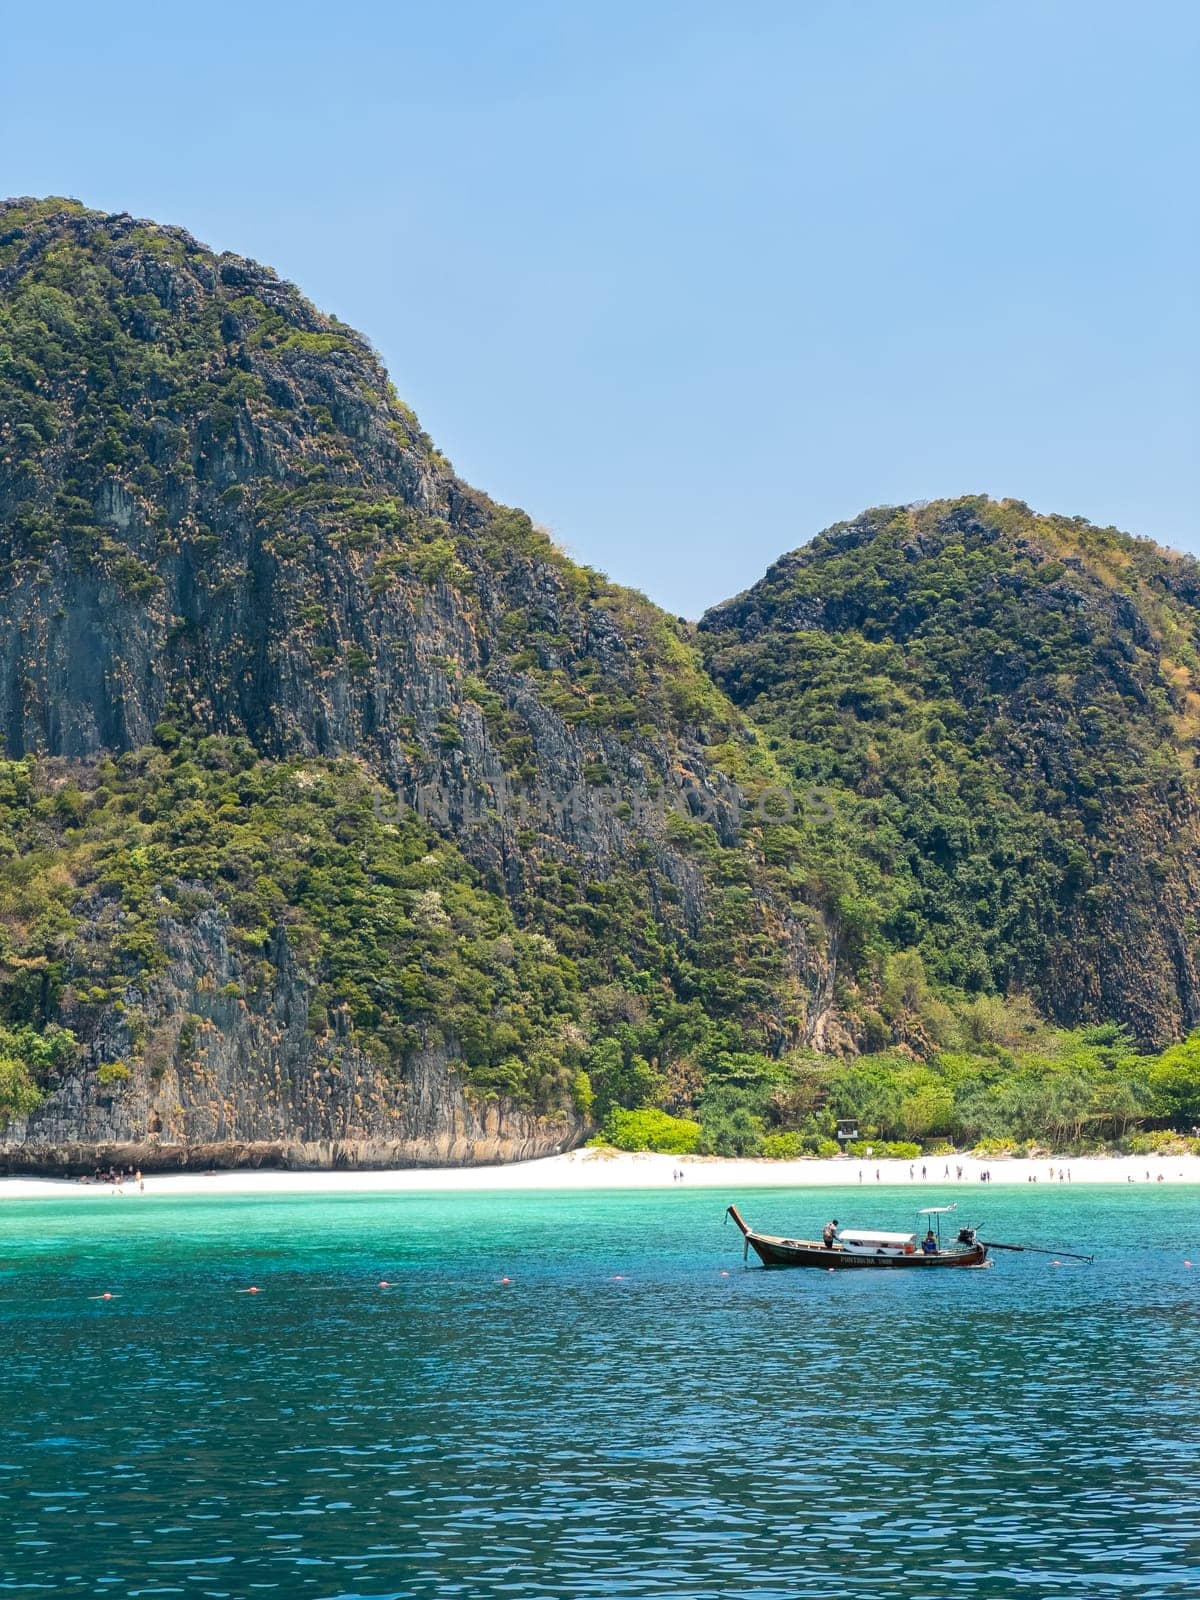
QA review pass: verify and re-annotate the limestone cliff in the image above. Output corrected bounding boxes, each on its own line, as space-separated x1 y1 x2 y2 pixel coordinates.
700 497 1200 1046
0 198 835 1168
2 199 1195 1171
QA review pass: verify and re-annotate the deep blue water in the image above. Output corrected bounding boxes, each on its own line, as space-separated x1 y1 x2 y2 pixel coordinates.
1 1183 1198 1598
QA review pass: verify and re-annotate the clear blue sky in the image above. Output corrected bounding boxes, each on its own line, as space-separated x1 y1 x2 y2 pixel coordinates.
4 0 1196 615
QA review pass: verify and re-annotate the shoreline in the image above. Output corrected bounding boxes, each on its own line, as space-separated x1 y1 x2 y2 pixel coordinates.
2 1148 1199 1200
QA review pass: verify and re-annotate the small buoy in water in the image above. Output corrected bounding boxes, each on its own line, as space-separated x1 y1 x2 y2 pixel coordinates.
241 1286 261 1294
1052 1261 1061 1267
612 1275 625 1281
499 1276 511 1284
827 1268 835 1274
89 1292 118 1300
720 1271 729 1277
378 1280 392 1288
1185 1260 1193 1268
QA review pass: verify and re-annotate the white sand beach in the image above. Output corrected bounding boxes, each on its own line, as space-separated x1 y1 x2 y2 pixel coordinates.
2 1148 1198 1200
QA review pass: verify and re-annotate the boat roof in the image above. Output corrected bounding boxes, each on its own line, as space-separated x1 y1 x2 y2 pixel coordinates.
838 1229 916 1245
918 1205 958 1216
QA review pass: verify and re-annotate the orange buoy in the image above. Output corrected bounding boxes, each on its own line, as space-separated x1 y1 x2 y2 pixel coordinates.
101 1292 113 1300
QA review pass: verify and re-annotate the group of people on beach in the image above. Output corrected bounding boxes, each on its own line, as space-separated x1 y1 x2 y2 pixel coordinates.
78 1165 144 1192
857 1163 994 1182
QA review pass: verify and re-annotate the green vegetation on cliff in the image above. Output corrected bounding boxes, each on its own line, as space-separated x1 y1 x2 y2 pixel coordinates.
0 738 801 1121
700 497 1200 1048
1 199 1198 1159
594 1000 1200 1158
0 197 808 1152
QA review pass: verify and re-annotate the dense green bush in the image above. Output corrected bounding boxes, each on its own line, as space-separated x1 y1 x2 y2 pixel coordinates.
846 1139 922 1160
1127 1129 1198 1157
971 1137 1018 1157
0 1023 77 1123
761 1130 839 1159
595 1107 700 1154
1147 1034 1200 1127
0 1057 43 1122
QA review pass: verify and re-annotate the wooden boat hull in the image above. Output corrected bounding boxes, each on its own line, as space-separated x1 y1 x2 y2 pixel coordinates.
727 1206 988 1270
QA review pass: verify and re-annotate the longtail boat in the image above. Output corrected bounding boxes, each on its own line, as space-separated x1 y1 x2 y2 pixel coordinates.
726 1203 989 1269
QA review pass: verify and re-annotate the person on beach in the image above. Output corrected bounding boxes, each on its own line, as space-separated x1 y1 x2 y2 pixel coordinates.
822 1219 839 1249
136 1170 143 1192
921 1164 927 1180
875 1167 881 1182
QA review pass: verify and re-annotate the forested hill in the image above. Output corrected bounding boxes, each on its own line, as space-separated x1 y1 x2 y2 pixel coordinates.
0 197 1197 1169
699 497 1200 1048
0 196 830 1166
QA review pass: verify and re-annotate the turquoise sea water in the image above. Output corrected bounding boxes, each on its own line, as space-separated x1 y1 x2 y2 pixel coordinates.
1 1183 1198 1599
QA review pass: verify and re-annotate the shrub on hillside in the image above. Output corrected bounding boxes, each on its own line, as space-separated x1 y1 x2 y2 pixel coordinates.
1127 1129 1194 1157
761 1131 840 1159
846 1139 921 1160
594 1107 700 1154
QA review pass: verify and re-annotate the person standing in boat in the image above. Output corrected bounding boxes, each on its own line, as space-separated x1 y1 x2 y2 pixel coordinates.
822 1219 839 1249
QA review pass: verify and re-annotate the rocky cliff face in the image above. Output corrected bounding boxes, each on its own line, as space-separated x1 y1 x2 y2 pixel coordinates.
0 200 719 845
2 907 581 1173
0 198 836 1169
3 200 1194 1171
700 497 1200 1046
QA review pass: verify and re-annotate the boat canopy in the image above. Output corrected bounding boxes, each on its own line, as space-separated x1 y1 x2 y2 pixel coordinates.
838 1229 916 1246
918 1205 958 1216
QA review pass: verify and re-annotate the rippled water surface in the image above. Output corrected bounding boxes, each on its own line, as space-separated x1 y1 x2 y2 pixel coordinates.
2 1183 1198 1598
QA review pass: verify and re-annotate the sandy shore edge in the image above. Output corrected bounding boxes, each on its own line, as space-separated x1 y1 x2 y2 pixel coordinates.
2 1148 1198 1200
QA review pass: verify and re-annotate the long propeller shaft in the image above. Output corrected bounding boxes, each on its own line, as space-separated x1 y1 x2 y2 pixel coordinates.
981 1240 1094 1264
